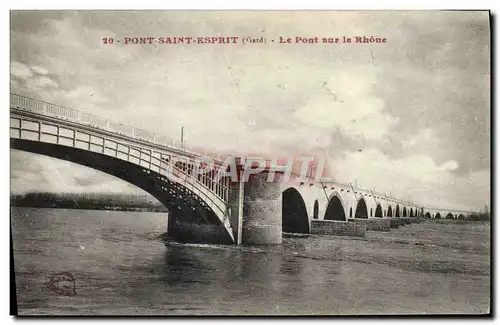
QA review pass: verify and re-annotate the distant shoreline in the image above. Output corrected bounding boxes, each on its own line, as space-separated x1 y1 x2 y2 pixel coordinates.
429 218 490 224
10 192 169 213
10 204 168 213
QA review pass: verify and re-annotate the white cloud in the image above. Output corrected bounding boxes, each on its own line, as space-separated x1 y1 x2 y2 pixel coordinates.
10 61 59 93
327 148 485 210
293 65 398 140
440 160 459 171
25 76 59 89
31 66 49 75
402 128 436 149
11 61 33 80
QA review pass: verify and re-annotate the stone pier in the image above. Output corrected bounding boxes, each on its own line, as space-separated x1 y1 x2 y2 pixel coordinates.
229 158 285 245
311 220 366 237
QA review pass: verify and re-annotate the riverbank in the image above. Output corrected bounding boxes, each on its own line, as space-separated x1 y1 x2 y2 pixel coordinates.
10 192 168 212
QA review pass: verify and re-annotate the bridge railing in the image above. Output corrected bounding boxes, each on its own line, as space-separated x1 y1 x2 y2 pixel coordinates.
284 170 404 203
169 163 229 213
11 93 230 204
10 94 223 163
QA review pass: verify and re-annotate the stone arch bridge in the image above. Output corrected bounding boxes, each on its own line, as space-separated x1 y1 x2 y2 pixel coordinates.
10 94 475 244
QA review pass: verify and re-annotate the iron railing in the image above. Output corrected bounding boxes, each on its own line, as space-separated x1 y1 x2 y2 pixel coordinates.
10 93 223 162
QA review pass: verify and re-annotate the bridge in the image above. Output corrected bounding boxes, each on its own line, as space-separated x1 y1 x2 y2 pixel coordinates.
10 94 477 244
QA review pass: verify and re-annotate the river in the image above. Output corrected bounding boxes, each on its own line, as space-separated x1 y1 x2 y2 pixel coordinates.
10 207 490 315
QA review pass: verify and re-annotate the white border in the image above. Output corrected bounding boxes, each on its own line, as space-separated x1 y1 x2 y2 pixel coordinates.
1 2 496 324
2 0 499 9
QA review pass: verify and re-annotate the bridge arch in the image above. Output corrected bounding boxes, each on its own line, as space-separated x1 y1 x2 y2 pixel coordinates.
11 138 234 244
387 205 393 218
435 213 441 219
425 212 431 219
354 197 368 219
375 204 383 218
458 214 466 220
446 213 454 220
402 207 407 217
282 187 310 234
324 193 346 222
313 200 319 219
409 208 414 218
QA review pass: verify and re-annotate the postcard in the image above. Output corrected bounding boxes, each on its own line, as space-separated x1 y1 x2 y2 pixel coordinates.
10 10 491 316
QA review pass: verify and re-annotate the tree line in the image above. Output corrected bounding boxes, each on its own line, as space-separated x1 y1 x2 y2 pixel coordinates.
10 192 168 212
465 212 490 222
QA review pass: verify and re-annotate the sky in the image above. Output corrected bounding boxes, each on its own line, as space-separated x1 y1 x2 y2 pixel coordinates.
10 10 490 212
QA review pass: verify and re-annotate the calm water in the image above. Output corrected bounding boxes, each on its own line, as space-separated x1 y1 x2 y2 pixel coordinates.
11 207 490 315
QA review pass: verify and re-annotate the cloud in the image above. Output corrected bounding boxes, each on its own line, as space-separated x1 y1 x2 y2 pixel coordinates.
293 65 399 140
10 61 59 93
439 160 459 171
11 61 33 80
327 148 486 211
402 128 435 148
31 66 49 75
25 75 59 89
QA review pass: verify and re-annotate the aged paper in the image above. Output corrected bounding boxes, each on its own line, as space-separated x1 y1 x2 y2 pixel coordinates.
10 10 490 315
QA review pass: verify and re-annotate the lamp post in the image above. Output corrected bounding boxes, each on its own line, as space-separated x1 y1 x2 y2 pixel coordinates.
181 126 184 148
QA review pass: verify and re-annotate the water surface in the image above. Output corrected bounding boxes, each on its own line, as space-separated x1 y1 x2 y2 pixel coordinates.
11 208 490 315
